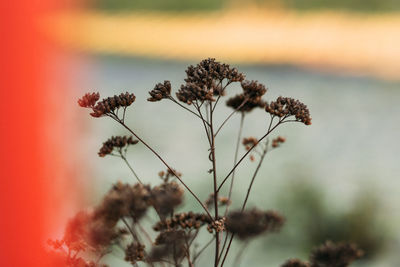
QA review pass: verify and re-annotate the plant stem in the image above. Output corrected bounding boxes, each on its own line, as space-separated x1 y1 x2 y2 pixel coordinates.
214 98 248 137
241 141 268 211
216 118 281 193
115 118 213 220
225 113 244 217
209 102 220 267
120 154 143 184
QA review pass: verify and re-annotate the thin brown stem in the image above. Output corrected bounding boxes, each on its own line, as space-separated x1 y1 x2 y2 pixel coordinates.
169 96 209 125
193 236 215 263
209 102 220 267
225 113 244 217
241 140 268 211
114 118 213 220
233 241 249 267
217 118 281 193
214 98 248 137
120 153 143 184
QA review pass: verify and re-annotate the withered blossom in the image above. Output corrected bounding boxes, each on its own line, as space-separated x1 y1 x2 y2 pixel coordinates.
150 230 188 262
78 92 136 118
98 135 138 157
265 96 312 125
309 241 363 267
176 58 244 105
151 182 184 217
125 243 146 265
242 137 258 150
272 136 286 148
205 193 231 208
153 212 211 231
282 259 310 267
207 218 226 233
78 92 100 108
63 210 118 250
158 168 182 182
94 182 151 223
148 80 172 102
226 80 267 112
226 209 285 239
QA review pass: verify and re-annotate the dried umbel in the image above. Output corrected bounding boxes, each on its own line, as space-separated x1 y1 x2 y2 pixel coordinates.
78 92 100 108
147 80 172 102
282 259 310 267
85 92 136 118
309 241 363 267
98 135 138 157
265 96 312 125
205 193 231 208
150 230 188 262
176 58 245 104
242 137 258 150
226 80 267 112
153 212 211 231
94 182 151 223
272 136 286 148
125 243 146 265
63 210 119 250
151 181 184 217
226 209 285 239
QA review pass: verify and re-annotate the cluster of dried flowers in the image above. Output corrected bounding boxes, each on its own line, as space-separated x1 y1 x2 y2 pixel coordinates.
282 241 363 267
49 58 363 267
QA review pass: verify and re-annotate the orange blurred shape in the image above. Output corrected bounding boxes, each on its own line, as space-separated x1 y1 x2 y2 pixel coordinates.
0 1 85 266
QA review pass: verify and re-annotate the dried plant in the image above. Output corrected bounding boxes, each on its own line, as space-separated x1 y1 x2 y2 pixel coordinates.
49 58 363 267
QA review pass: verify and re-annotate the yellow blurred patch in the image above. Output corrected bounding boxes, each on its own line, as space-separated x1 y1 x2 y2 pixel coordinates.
45 8 400 80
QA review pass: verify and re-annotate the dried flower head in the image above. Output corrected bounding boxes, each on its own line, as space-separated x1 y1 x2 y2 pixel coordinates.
207 218 226 233
176 58 244 105
241 80 267 99
98 135 139 157
309 241 363 267
148 80 172 102
272 136 286 148
226 209 285 239
63 210 118 250
79 92 136 118
265 96 312 125
153 212 211 231
242 137 259 150
150 230 187 262
151 182 184 217
282 259 310 267
205 194 232 208
226 80 267 112
78 92 100 108
94 182 151 223
125 243 145 265
158 168 182 183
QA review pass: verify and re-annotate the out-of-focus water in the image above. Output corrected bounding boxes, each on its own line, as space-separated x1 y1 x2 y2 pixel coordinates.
70 56 400 266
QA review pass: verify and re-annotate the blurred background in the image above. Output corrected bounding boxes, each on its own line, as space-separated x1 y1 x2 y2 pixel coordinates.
41 0 400 266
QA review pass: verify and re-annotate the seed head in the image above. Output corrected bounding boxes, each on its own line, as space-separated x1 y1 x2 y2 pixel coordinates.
98 136 138 157
272 136 286 148
226 209 285 239
78 92 100 108
309 241 363 267
265 96 312 125
151 182 184 217
153 212 211 231
78 92 136 118
125 243 145 265
282 259 310 267
176 58 244 105
148 80 172 102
